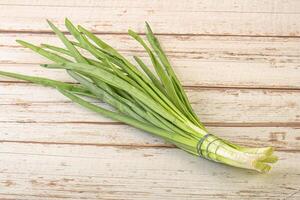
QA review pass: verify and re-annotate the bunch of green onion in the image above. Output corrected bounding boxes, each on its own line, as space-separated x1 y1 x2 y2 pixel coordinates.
0 19 277 172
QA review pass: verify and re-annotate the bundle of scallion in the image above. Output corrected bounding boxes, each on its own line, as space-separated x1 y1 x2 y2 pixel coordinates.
0 19 278 172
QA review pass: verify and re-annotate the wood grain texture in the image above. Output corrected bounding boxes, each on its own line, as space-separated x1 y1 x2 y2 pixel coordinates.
0 0 300 36
0 143 299 200
0 0 299 199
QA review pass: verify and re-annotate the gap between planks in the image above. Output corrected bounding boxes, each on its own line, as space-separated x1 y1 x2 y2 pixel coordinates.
1 121 300 128
1 81 300 92
0 140 298 153
1 30 300 39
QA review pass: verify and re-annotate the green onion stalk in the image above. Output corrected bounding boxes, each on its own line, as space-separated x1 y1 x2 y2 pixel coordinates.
0 19 277 172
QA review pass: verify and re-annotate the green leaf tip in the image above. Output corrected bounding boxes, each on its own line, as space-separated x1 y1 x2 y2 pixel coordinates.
128 29 138 38
46 19 56 29
16 40 35 49
15 39 24 44
65 17 71 23
145 21 153 34
65 18 76 30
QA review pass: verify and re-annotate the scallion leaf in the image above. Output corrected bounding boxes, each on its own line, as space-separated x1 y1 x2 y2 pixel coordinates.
0 19 277 173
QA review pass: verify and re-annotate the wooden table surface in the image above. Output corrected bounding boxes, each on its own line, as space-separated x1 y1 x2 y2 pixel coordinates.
0 1 300 199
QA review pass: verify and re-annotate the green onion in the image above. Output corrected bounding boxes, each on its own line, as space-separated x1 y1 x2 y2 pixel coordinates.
0 19 277 172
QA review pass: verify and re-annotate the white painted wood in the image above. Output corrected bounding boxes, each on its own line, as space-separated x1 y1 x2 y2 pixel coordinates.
2 0 300 13
0 0 299 36
0 33 300 88
0 1 299 199
0 143 299 200
1 83 300 124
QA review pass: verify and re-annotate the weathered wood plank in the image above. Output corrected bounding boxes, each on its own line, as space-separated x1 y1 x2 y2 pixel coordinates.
2 0 300 13
0 143 299 199
0 0 299 36
1 83 300 124
0 1 299 199
0 33 300 88
0 122 299 151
